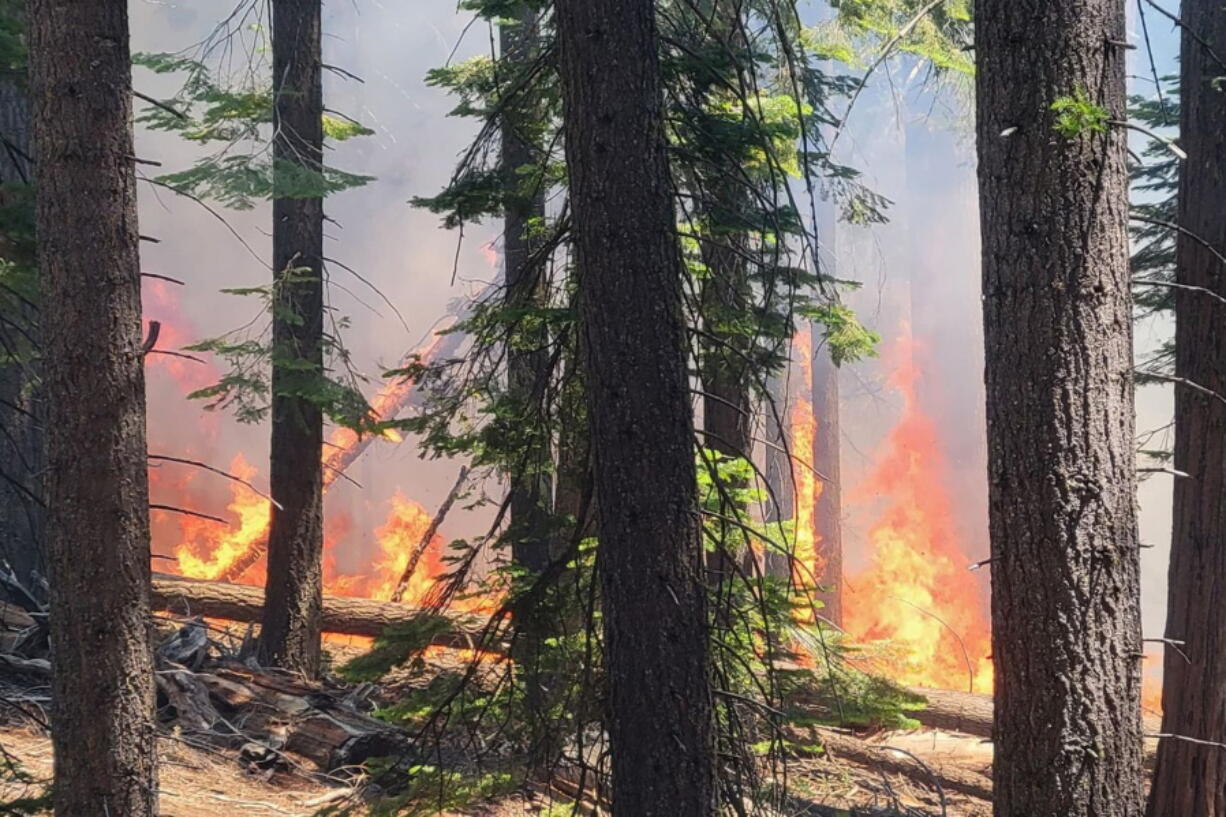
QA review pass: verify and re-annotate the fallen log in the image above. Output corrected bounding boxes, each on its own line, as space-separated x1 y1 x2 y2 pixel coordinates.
815 727 994 802
153 663 410 772
907 687 1163 738
196 666 408 771
150 574 494 646
908 687 994 738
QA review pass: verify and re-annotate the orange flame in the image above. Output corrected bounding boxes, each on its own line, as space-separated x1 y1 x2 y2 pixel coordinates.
844 337 993 693
168 453 271 583
789 328 823 623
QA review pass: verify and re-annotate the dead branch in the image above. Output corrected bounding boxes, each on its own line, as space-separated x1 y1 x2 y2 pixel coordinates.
149 504 228 525
146 349 207 365
148 453 284 511
142 320 162 354
141 273 186 286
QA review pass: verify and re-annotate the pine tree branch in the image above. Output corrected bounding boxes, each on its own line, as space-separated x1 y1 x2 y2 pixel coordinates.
148 453 284 510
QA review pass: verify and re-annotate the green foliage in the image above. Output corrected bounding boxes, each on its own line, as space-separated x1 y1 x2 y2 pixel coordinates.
133 52 373 209
135 49 385 432
812 0 975 76
0 0 26 77
155 156 373 211
1051 88 1110 138
1129 79 1178 392
804 302 881 365
358 763 516 817
183 271 381 432
338 614 468 682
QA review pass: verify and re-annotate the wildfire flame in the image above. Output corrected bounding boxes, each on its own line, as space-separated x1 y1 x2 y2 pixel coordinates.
146 283 459 608
170 453 272 582
788 328 823 623
843 337 994 693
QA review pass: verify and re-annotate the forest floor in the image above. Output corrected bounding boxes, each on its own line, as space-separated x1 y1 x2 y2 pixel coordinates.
0 617 1078 816
0 716 998 816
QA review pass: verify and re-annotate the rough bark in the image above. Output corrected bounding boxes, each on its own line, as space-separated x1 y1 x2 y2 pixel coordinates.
1146 3 1226 813
150 575 491 645
28 0 157 813
555 0 716 813
259 0 326 677
0 0 42 602
811 325 842 625
975 0 1143 813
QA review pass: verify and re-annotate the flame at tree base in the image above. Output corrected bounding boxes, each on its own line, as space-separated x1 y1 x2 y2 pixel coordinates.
843 337 993 693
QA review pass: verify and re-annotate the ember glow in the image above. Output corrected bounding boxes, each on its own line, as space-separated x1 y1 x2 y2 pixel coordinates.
843 337 994 693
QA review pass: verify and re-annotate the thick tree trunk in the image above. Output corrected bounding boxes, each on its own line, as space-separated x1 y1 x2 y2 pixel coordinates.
554 0 716 813
810 328 842 626
1146 2 1226 813
28 0 157 813
259 0 326 677
975 0 1144 814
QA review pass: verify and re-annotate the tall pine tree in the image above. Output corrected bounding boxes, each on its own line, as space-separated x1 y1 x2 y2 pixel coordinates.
259 0 326 676
975 0 1144 812
1146 1 1226 812
29 0 157 811
555 0 715 811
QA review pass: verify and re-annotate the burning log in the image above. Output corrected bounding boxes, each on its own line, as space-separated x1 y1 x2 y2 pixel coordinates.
150 574 493 646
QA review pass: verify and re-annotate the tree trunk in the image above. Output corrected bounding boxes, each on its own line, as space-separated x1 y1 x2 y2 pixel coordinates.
810 327 842 626
499 4 556 753
28 0 157 813
698 208 753 467
764 371 794 579
501 4 552 577
259 0 325 677
554 0 716 813
0 0 42 605
975 0 1143 813
1146 2 1226 813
